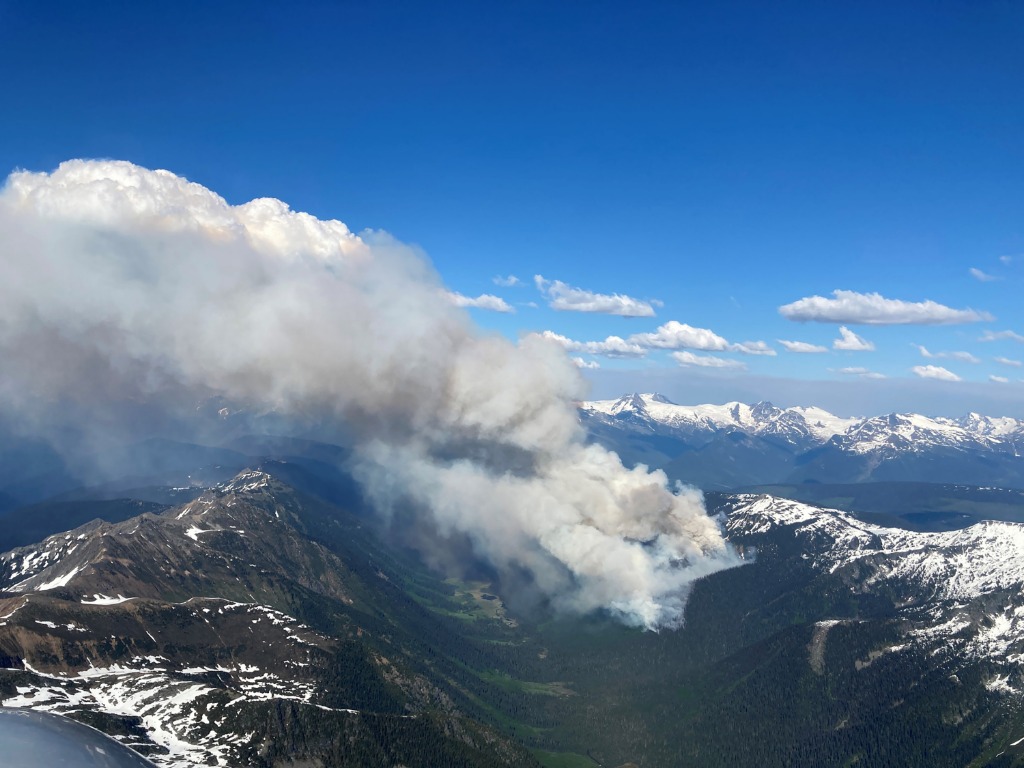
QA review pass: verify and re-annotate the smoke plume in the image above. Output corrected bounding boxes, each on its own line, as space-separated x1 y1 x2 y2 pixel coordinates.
0 160 738 628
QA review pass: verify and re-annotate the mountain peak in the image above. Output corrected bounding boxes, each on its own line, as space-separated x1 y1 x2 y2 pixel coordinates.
217 468 277 495
750 401 781 419
610 392 649 416
0 470 351 606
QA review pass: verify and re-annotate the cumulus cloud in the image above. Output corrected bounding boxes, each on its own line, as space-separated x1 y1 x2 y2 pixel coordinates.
729 340 776 356
981 329 1024 343
835 367 886 379
538 331 647 359
492 274 521 287
622 320 773 356
446 291 514 312
571 357 600 369
833 326 875 351
990 375 1010 384
542 326 774 361
627 321 728 351
969 267 999 282
778 339 828 354
779 289 993 325
535 275 657 317
0 159 739 629
912 365 962 382
914 345 980 364
995 356 1023 367
671 351 745 369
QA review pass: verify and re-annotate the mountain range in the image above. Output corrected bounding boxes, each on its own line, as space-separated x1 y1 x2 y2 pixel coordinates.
580 393 1024 489
4 466 1024 765
0 471 539 768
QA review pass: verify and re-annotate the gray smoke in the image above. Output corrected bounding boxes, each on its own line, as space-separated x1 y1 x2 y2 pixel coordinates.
0 160 739 628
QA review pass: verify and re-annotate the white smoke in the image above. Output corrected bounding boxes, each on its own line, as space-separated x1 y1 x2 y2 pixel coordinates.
0 160 739 628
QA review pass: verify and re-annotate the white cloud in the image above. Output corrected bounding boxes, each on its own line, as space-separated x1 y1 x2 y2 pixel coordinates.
538 331 581 350
1000 255 1015 265
729 340 776 356
946 351 979 364
581 337 647 358
835 367 886 379
912 365 962 382
624 320 773 355
492 274 521 287
969 267 999 282
671 351 745 369
833 326 875 351
538 331 647 359
446 291 514 313
627 321 728 351
572 357 600 369
981 329 1024 343
779 289 992 325
778 339 828 354
990 375 1010 384
534 275 657 317
914 345 980 364
995 356 1023 367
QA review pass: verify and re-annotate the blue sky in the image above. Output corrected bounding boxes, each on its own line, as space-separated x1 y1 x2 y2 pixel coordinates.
2 0 1023 415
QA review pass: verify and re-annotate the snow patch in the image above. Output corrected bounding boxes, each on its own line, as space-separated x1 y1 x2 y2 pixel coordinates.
82 594 133 605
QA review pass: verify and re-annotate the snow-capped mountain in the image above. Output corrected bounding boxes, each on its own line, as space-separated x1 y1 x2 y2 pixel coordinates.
722 494 1024 686
582 392 859 445
828 411 1017 456
0 471 535 768
582 392 1024 449
580 393 1024 488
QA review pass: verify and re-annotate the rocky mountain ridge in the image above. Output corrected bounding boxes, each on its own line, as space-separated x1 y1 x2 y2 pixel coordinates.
582 392 1024 449
723 494 1024 677
0 470 539 768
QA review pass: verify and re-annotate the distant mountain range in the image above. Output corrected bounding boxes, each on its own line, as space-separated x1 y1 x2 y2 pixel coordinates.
580 393 1024 489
